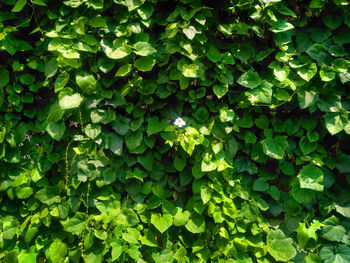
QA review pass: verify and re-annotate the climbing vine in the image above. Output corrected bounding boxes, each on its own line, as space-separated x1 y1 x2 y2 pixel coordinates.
1 0 350 262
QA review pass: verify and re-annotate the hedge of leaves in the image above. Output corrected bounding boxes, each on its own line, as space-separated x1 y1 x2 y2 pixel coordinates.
1 0 350 262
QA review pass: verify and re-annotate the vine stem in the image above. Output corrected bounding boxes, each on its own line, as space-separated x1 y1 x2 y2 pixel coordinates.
86 180 90 215
81 180 91 259
14 6 34 29
65 141 71 192
28 2 47 35
79 108 84 132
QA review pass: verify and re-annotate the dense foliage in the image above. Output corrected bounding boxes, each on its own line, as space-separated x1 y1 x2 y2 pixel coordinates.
1 0 350 262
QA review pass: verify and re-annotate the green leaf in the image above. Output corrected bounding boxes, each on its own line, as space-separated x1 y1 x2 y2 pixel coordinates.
18 250 36 263
62 213 87 234
268 185 280 201
34 186 60 205
298 90 318 109
134 42 156 56
112 116 130 135
237 71 262 89
16 187 33 199
84 248 103 263
261 136 288 160
324 113 346 135
11 0 26 12
328 44 348 57
164 23 179 38
182 64 199 78
310 28 331 43
183 26 197 40
296 221 324 249
332 58 350 73
277 5 297 17
134 56 156 72
255 49 274 62
147 116 168 136
339 71 350 84
180 136 197 156
321 216 346 242
19 74 35 85
98 58 115 73
179 75 189 90
100 39 131 60
32 0 47 6
270 20 294 33
211 142 223 156
137 3 154 20
297 63 317 81
44 58 58 79
253 178 269 192
0 69 9 89
88 16 106 27
90 109 115 124
221 52 235 65
299 136 317 155
335 203 350 218
64 0 83 10
46 121 65 141
59 93 83 109
217 24 233 36
246 81 273 104
174 157 186 171
127 244 140 260
307 131 319 142
320 244 350 263
267 230 297 262
206 46 221 63
138 152 154 172
232 43 252 62
151 213 173 233
219 107 235 122
122 228 140 244
111 241 123 261
337 153 350 173
269 62 289 82
138 82 157 95
193 107 209 122
24 227 38 243
306 44 329 64
309 0 327 8
213 84 228 98
200 184 212 204
298 164 324 192
54 72 69 93
173 209 190 226
76 73 97 94
115 64 132 77
49 239 68 263
85 124 101 139
125 0 144 11
201 160 217 172
126 130 143 151
232 22 250 34
323 12 343 30
185 213 205 233
105 133 123 155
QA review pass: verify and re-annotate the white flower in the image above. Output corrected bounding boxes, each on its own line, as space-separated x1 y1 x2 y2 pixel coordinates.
174 117 186 128
262 0 278 4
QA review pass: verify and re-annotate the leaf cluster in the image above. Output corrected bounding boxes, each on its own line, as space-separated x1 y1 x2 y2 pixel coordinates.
1 0 350 262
